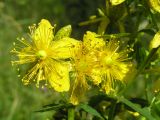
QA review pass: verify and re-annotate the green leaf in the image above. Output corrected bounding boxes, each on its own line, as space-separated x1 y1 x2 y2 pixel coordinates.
97 8 105 16
137 47 159 74
54 25 72 40
42 103 59 108
118 96 156 120
35 104 64 112
78 103 104 119
98 17 110 35
151 94 160 119
134 41 147 68
138 28 156 36
42 100 66 108
35 102 69 112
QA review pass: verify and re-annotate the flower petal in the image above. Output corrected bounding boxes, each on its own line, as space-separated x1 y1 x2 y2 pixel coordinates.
149 0 160 13
110 0 125 6
48 61 70 92
32 19 54 48
51 37 81 59
150 31 160 49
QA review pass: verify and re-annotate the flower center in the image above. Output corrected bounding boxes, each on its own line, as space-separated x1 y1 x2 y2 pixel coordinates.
104 56 113 65
79 61 88 70
76 59 88 72
36 50 47 60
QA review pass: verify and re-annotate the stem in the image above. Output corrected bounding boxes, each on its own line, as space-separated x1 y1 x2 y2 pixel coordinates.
108 100 117 120
144 75 149 102
68 107 75 120
136 47 159 76
60 93 67 102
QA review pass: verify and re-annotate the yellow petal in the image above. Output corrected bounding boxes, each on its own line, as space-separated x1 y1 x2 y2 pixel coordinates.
33 19 54 48
149 0 160 13
48 61 70 92
110 0 125 6
150 31 160 49
83 31 105 51
51 37 81 59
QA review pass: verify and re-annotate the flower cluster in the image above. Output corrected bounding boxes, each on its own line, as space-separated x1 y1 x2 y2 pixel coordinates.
11 19 132 105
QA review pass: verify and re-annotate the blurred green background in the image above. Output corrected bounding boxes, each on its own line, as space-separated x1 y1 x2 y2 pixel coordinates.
0 0 104 119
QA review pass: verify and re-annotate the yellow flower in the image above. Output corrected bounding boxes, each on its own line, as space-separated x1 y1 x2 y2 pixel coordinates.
149 0 160 13
69 31 131 96
69 45 91 105
69 31 104 105
110 0 125 6
150 31 160 49
83 31 106 85
11 19 80 92
96 39 132 94
48 61 71 92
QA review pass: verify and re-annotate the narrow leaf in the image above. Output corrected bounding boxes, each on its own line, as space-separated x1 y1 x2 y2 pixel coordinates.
98 17 110 35
35 104 64 112
78 103 103 119
118 96 156 120
138 28 156 36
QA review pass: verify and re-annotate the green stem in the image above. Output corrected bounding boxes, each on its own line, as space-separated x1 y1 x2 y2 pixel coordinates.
68 107 75 120
136 47 159 76
108 100 117 120
118 96 155 120
149 10 159 31
144 75 149 102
